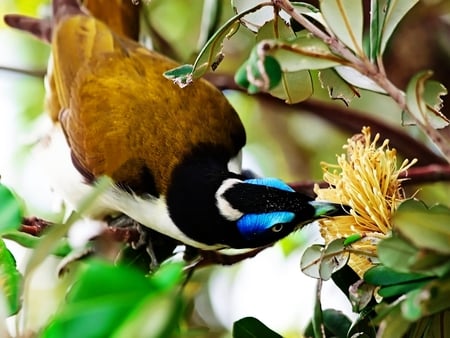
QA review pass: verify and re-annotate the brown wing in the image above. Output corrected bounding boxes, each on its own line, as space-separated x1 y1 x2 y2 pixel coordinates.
54 16 245 195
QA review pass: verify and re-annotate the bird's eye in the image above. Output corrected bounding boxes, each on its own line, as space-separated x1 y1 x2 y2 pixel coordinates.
271 224 283 233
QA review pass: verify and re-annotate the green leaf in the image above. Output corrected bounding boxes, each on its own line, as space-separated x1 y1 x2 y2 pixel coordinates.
377 236 419 273
301 244 323 279
394 199 450 254
41 260 184 338
235 46 283 94
270 32 345 71
0 184 23 234
347 307 376 338
232 317 282 338
269 69 313 104
407 275 450 318
368 0 383 61
335 66 385 93
378 279 431 298
320 0 364 56
322 309 352 338
3 231 71 257
364 265 431 287
379 0 420 53
344 233 362 246
319 238 349 280
163 64 194 88
318 68 360 105
405 71 449 129
349 280 374 312
375 303 412 338
256 17 295 42
291 2 327 28
0 239 22 315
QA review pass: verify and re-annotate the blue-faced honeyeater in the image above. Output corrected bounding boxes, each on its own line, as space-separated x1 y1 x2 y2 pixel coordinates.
4 0 348 252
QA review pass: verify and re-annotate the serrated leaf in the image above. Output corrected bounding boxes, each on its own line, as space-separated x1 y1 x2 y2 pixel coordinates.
0 184 23 234
0 239 22 316
394 199 450 254
405 71 449 129
269 69 312 104
232 317 282 338
318 68 359 105
379 0 420 53
320 0 364 56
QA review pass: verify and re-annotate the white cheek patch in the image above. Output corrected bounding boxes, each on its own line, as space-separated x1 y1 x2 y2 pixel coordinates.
215 178 244 221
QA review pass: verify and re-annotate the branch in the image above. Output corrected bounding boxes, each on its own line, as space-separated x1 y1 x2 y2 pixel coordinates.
0 65 47 77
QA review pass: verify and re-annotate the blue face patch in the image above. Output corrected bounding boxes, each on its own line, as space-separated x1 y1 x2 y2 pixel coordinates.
237 211 295 240
244 178 294 192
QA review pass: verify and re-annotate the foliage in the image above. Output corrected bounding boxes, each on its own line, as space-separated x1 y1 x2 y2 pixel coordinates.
1 0 449 337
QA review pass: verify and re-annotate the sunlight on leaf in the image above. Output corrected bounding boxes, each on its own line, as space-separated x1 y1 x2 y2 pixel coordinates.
233 316 282 338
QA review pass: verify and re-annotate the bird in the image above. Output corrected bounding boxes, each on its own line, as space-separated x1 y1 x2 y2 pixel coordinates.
4 0 349 255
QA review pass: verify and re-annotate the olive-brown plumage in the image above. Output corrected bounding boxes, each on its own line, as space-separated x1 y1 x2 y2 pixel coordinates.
4 0 349 251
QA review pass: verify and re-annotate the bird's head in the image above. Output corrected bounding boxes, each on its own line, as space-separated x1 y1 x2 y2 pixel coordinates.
214 177 348 248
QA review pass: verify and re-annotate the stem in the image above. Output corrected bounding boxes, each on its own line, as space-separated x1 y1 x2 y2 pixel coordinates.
273 0 450 163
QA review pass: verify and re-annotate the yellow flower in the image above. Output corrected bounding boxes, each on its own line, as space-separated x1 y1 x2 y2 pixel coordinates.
314 126 417 277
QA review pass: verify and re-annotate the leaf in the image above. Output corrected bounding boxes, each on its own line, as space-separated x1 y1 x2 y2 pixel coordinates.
319 238 349 280
334 66 386 93
165 1 274 87
349 280 375 312
256 17 295 42
364 265 431 287
270 32 345 71
322 309 352 338
0 239 22 315
301 239 349 280
405 71 449 129
368 0 384 61
379 0 420 53
41 261 184 338
235 51 283 94
318 68 359 105
291 2 327 28
408 310 450 338
232 317 282 338
375 303 412 338
377 236 419 273
378 279 431 298
393 199 450 254
320 0 364 56
269 69 313 104
2 231 71 257
301 244 323 279
0 184 23 234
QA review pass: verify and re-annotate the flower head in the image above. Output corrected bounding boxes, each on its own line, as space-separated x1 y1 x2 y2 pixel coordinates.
314 127 417 276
